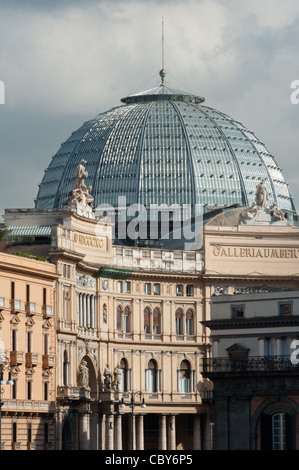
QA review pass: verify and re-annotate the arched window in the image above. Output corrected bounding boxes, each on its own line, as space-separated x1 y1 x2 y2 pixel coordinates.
123 306 131 333
146 359 158 392
175 309 183 334
144 308 150 333
144 307 161 334
153 308 161 334
261 411 293 450
117 305 122 331
179 360 191 392
119 358 129 392
117 305 131 333
186 309 194 335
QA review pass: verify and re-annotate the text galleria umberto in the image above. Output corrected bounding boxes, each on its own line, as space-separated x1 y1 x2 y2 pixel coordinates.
1 78 299 451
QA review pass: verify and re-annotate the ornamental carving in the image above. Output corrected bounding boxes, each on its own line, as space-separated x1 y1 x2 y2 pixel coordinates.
67 160 94 208
76 274 96 289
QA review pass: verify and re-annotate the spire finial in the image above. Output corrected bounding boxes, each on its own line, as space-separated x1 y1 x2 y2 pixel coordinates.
159 16 167 86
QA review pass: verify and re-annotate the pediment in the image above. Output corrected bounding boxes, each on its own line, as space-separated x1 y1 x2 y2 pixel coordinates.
226 343 249 358
10 314 20 324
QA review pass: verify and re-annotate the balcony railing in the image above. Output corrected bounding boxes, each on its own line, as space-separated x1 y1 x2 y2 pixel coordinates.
202 355 299 374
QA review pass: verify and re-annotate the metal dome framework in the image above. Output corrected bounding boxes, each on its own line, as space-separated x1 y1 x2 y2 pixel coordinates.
35 85 296 222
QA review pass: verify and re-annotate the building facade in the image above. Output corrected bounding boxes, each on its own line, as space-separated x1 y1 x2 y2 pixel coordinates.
202 205 299 450
1 74 299 450
3 205 212 450
2 183 299 450
0 251 58 450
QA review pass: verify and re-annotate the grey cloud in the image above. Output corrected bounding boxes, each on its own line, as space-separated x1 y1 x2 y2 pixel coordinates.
0 0 299 219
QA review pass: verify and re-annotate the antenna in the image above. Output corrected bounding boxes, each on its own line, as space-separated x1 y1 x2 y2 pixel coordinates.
159 16 167 86
162 16 165 70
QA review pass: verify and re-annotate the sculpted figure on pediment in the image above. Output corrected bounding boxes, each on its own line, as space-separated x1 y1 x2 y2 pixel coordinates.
255 179 269 209
67 160 94 208
239 202 258 224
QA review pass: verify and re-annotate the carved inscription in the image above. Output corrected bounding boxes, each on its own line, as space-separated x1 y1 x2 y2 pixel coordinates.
212 246 299 259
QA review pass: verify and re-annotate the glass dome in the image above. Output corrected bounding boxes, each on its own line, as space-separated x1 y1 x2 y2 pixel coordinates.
35 83 296 223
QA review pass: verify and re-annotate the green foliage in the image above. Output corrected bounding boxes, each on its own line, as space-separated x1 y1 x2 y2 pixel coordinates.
10 251 47 262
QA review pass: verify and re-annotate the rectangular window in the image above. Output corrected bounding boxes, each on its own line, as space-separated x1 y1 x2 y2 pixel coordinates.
124 281 131 293
153 284 160 295
176 285 183 296
11 282 15 300
12 422 17 443
186 285 194 297
12 380 17 399
27 381 32 400
231 305 244 318
279 302 293 315
43 288 47 306
26 285 30 303
144 283 151 295
43 334 49 355
27 331 32 353
44 381 48 401
117 281 123 293
12 329 17 351
28 423 32 443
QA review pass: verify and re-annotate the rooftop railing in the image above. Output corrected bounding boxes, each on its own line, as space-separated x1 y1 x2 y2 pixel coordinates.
202 355 299 374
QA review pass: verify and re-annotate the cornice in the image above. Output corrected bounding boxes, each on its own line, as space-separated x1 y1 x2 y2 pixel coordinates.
202 315 299 330
49 249 85 263
0 261 60 281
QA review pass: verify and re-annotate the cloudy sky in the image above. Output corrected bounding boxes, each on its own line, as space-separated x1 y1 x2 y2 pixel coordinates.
1 0 299 220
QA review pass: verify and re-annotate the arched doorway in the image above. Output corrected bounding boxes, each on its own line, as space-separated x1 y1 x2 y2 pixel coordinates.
62 418 74 450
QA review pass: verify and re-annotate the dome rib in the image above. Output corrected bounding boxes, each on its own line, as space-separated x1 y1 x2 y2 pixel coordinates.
136 102 155 207
169 100 197 210
196 105 248 207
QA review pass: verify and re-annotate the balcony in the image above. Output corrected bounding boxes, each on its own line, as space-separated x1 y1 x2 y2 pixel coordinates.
42 305 53 318
42 354 54 369
25 352 38 368
25 302 36 316
10 299 21 313
202 356 299 376
10 351 23 366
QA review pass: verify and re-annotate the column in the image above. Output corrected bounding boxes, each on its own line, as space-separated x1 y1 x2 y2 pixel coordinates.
129 414 136 450
258 337 264 356
136 415 144 450
101 414 106 450
159 415 167 450
78 293 80 325
93 295 96 329
106 414 114 450
115 414 122 450
168 415 176 450
79 293 83 326
193 415 201 450
86 294 90 327
79 410 90 450
83 294 86 327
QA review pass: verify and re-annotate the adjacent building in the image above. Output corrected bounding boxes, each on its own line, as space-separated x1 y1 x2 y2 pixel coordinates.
0 251 58 450
202 205 299 450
